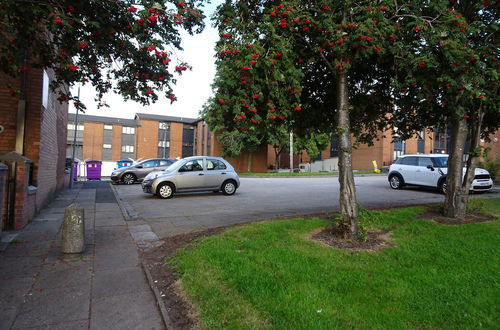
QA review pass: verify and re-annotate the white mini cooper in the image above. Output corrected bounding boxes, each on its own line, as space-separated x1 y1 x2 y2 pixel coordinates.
388 154 493 194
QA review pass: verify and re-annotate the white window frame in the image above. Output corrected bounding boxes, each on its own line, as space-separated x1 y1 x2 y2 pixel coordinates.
122 126 135 134
103 144 112 149
121 145 134 153
104 125 113 130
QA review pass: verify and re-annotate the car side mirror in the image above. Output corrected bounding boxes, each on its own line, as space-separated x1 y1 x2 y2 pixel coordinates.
426 165 435 171
135 165 143 169
178 167 186 172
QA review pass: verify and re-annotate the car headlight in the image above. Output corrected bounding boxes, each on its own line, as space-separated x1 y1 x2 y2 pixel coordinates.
111 171 118 176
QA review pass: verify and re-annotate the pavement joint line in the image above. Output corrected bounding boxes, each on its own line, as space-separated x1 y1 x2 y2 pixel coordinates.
111 182 171 329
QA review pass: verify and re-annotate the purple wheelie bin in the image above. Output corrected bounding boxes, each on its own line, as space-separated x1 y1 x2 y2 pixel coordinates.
86 161 102 181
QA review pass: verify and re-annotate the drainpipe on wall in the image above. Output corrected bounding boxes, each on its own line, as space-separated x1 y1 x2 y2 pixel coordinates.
69 85 80 189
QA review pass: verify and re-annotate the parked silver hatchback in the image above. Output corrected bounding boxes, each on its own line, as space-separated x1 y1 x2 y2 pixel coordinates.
141 156 240 199
111 158 175 184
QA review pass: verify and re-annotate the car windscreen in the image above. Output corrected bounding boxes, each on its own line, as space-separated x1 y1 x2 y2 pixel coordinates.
164 159 184 172
432 157 448 168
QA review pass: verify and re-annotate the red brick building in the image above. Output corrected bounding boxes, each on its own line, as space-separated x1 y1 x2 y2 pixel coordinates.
66 113 201 162
0 69 68 231
66 112 500 175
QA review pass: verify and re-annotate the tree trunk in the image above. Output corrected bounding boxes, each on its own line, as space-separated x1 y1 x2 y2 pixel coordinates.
463 109 485 194
443 115 469 218
247 151 253 173
335 71 359 239
274 147 280 169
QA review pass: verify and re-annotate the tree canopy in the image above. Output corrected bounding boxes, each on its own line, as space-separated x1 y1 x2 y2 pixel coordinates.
0 0 206 110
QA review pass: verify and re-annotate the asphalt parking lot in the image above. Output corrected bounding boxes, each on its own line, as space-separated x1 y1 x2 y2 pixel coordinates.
112 175 499 238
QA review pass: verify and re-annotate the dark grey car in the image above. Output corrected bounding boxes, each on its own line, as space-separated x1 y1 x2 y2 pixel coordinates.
111 158 175 184
141 156 240 198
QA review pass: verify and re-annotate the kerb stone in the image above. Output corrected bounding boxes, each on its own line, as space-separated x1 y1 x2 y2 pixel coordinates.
61 204 85 254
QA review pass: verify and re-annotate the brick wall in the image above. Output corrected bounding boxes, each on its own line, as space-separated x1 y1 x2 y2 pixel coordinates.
212 134 268 173
35 69 69 210
136 119 158 159
0 75 19 154
83 122 104 160
482 130 500 159
1 68 69 230
14 161 36 229
169 122 183 158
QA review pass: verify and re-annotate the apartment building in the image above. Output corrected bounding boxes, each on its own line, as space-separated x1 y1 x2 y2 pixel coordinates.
67 113 499 174
66 113 202 163
134 113 200 159
67 113 139 161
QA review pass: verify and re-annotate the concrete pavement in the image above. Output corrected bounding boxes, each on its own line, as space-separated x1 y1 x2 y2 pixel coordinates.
0 181 164 329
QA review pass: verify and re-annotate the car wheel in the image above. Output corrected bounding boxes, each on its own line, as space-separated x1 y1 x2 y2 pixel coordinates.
157 182 174 199
221 180 237 196
389 175 403 189
439 181 447 194
122 173 136 185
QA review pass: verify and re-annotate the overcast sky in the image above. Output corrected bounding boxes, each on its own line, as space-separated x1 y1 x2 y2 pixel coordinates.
69 1 221 120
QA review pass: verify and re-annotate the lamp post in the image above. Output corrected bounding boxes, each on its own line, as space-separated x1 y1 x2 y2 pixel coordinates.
69 85 80 189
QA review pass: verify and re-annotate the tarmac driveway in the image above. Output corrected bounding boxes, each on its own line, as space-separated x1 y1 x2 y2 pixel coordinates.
112 176 499 238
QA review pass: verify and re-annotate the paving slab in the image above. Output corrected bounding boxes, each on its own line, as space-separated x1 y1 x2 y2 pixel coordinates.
1 241 53 258
0 256 44 279
90 291 163 330
15 319 90 330
0 277 34 308
0 307 18 330
92 266 150 299
12 285 90 329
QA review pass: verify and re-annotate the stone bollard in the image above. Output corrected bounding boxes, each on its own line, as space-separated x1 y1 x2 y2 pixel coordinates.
61 203 85 253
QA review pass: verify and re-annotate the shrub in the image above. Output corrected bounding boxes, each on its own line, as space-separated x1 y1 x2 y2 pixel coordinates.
479 154 500 183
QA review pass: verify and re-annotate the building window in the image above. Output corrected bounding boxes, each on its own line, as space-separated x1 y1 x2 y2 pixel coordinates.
42 70 49 109
104 124 113 130
103 144 112 149
67 123 84 131
122 145 134 153
159 122 169 129
122 126 135 134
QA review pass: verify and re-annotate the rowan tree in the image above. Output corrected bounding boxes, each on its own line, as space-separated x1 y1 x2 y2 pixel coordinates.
0 0 206 110
203 0 402 240
390 0 499 219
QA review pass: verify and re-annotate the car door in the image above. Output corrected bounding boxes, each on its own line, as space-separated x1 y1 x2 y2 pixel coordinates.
398 156 418 184
134 160 157 180
175 158 206 191
204 158 228 189
414 157 441 186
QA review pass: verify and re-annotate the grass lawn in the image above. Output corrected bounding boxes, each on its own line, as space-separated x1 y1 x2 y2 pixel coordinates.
239 170 379 177
169 199 500 329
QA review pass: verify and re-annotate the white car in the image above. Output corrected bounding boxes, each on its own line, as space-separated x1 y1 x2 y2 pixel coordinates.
388 154 493 193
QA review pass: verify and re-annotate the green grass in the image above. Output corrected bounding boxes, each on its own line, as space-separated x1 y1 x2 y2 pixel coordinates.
169 200 500 329
239 170 379 177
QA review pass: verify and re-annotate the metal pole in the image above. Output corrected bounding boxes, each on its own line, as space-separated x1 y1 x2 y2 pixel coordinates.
69 85 80 189
162 123 167 158
289 131 293 173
